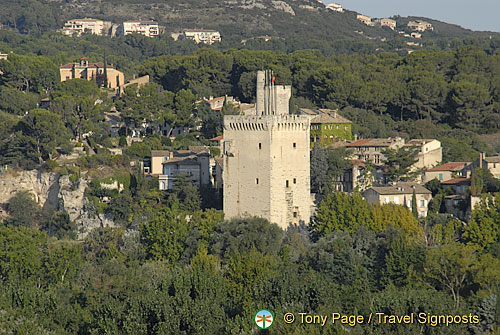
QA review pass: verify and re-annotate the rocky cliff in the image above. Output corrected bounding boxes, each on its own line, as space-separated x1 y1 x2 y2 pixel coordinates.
0 169 114 238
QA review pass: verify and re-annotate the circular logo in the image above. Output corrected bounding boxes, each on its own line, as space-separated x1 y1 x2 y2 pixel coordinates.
255 309 274 329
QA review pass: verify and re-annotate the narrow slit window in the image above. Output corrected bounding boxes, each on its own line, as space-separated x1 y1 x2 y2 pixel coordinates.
256 178 259 184
286 180 289 188
259 143 262 150
293 178 296 184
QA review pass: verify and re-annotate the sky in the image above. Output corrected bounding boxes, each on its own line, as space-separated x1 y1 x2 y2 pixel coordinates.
322 0 500 32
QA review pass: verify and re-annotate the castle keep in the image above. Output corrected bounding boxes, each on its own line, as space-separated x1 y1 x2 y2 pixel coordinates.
223 71 311 229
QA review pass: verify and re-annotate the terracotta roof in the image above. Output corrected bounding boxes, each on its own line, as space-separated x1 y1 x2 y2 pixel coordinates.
162 156 199 165
68 18 102 22
346 139 371 147
124 20 158 24
151 150 170 157
427 162 470 172
184 29 218 33
484 156 500 163
206 96 225 103
60 61 111 69
299 108 320 116
311 113 352 124
350 159 366 167
367 182 431 195
188 146 210 154
406 139 437 146
346 138 403 147
209 135 223 141
441 177 471 186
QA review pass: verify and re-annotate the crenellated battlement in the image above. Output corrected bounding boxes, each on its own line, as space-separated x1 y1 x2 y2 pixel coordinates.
224 115 310 131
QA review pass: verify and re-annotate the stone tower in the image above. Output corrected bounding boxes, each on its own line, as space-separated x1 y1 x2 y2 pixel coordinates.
223 70 311 229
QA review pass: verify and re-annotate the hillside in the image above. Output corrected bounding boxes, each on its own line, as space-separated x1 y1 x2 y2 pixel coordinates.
1 0 497 52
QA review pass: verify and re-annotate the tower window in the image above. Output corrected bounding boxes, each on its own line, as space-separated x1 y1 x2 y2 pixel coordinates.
293 143 296 148
259 143 262 150
293 212 297 218
293 178 296 184
256 178 259 184
286 180 289 188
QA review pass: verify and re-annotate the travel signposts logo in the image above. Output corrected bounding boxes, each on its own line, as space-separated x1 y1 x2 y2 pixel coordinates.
255 309 274 329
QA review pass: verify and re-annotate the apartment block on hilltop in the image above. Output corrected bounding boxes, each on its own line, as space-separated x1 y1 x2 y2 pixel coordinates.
363 182 432 217
62 18 111 36
374 18 396 30
326 3 343 12
123 21 159 37
173 30 222 45
408 20 433 32
357 14 374 26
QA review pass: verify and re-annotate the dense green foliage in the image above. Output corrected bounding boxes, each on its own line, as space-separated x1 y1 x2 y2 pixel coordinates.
0 189 499 334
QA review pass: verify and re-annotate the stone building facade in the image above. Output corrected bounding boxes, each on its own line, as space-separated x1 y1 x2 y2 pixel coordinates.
60 57 125 89
223 71 311 229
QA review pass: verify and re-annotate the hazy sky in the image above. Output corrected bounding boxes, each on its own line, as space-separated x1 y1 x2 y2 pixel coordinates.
322 0 500 32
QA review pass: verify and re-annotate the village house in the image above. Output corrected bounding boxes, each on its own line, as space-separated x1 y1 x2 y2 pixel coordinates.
333 160 373 193
404 139 442 169
0 52 8 60
144 149 211 190
423 162 470 183
362 182 432 217
465 153 500 179
441 177 471 196
299 109 352 146
60 57 125 89
346 137 405 166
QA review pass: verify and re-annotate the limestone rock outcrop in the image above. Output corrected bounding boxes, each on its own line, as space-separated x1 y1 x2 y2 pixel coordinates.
0 169 115 238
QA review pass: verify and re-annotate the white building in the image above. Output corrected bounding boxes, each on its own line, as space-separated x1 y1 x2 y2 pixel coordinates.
223 71 311 229
326 3 343 12
62 18 111 36
375 18 396 30
363 182 432 217
178 30 222 45
123 21 159 37
408 20 433 32
357 14 374 26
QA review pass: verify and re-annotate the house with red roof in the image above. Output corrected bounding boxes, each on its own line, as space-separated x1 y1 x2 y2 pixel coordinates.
423 162 470 183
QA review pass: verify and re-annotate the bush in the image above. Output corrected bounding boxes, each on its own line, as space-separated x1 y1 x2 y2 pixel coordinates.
45 160 59 171
209 147 221 157
119 136 128 147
